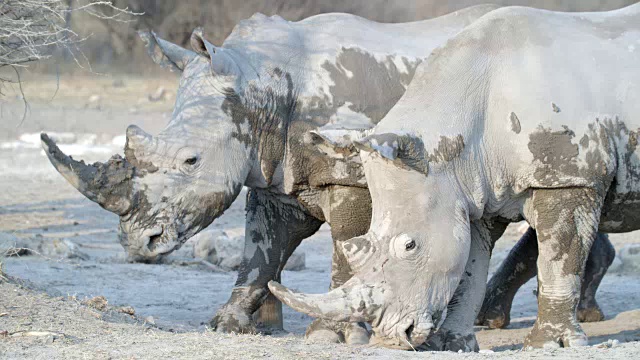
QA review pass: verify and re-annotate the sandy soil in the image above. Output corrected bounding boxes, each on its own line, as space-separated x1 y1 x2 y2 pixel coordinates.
1 76 639 359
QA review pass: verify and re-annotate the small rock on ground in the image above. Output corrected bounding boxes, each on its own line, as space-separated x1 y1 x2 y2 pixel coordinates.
83 296 108 311
38 239 89 260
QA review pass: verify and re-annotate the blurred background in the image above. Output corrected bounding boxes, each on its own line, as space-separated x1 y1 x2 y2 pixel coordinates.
15 0 640 73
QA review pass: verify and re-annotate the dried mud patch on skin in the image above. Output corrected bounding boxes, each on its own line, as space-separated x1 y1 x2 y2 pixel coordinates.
321 47 421 124
528 125 580 182
428 134 465 163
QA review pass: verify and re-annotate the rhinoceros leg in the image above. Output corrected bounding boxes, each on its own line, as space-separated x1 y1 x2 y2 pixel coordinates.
577 233 615 322
477 230 614 329
210 188 322 334
476 227 539 329
423 218 508 352
523 188 602 349
305 186 372 345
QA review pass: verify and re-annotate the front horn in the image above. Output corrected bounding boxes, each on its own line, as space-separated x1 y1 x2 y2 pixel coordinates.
41 133 134 215
267 278 383 323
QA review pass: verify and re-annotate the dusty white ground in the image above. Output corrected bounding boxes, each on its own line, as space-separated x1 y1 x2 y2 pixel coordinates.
1 77 640 359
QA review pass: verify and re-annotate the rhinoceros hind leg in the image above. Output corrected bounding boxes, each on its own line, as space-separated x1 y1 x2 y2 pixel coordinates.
304 186 372 345
577 233 614 322
476 227 538 329
523 188 602 349
254 293 283 330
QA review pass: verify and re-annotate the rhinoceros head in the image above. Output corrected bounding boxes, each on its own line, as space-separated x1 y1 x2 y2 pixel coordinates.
269 131 472 349
42 29 293 262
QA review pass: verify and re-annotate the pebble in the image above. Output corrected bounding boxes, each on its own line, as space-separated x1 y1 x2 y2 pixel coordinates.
84 296 108 311
118 306 135 316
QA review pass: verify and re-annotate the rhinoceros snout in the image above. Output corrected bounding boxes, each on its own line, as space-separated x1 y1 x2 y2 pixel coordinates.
122 226 176 263
141 226 164 252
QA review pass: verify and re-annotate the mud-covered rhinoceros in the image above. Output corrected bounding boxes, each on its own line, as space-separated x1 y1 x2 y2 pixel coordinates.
40 5 503 343
269 4 640 350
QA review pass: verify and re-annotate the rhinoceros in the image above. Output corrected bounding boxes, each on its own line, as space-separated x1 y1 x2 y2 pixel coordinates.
41 5 503 343
268 4 640 350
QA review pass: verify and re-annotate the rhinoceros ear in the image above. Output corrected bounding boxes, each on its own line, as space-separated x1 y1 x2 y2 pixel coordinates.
305 129 371 159
138 30 196 72
356 133 429 175
190 27 240 76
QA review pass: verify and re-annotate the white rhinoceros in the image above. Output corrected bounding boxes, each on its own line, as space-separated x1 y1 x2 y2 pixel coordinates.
40 5 501 342
269 3 640 350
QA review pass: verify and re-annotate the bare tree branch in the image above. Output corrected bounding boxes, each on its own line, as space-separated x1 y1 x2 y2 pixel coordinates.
0 0 141 79
0 0 141 126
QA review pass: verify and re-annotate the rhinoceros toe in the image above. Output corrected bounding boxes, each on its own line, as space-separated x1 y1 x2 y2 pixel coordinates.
209 306 256 334
577 304 605 323
523 321 588 349
475 300 511 329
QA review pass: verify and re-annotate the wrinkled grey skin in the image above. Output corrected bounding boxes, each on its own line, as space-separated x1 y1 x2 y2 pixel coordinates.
41 6 501 343
269 4 640 350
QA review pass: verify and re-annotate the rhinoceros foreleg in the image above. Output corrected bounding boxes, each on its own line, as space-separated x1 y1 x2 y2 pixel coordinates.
577 233 615 322
423 218 508 352
305 185 372 345
523 187 602 349
210 188 322 334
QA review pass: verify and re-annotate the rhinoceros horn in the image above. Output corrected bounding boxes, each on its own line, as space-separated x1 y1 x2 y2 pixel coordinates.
267 277 383 323
41 133 135 215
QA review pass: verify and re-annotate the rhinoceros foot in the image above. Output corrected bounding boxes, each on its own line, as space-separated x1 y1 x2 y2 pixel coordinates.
305 319 369 344
421 330 479 352
475 297 511 329
577 303 605 322
209 305 256 334
523 321 588 349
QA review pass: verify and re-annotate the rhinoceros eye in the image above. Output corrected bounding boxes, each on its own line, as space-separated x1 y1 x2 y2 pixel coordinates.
184 156 198 166
405 240 416 251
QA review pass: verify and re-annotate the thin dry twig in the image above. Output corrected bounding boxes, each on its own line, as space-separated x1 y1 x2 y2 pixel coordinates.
10 330 64 337
0 0 140 69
